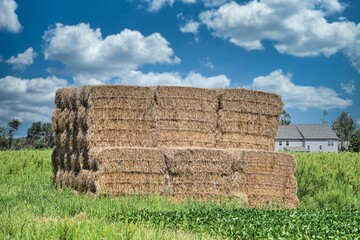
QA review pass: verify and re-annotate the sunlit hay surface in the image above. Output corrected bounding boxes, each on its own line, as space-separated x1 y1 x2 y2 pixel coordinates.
52 85 298 208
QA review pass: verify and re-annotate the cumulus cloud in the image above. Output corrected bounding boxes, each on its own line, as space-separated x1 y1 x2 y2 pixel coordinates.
43 23 180 84
0 0 21 33
145 0 175 11
180 20 200 34
341 80 356 94
202 0 228 7
144 0 229 11
0 76 68 126
200 0 360 72
6 48 37 70
117 70 230 88
248 70 352 110
344 28 360 74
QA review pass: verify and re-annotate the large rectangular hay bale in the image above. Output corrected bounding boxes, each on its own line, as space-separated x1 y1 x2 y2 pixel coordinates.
93 148 166 195
229 150 299 207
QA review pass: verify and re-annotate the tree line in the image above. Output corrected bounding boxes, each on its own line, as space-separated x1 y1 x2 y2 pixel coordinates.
0 120 54 150
280 110 360 152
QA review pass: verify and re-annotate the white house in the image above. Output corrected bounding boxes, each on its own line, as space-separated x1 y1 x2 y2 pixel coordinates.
275 124 338 153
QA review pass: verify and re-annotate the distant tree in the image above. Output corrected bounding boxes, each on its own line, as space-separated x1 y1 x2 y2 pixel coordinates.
332 112 356 150
42 122 54 147
8 119 21 149
349 129 360 152
13 138 31 150
26 121 54 148
0 127 6 149
27 121 42 140
280 110 291 125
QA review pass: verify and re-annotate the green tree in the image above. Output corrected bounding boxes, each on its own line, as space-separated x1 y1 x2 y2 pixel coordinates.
279 110 291 125
349 129 360 152
8 119 21 149
41 122 54 148
332 112 356 150
0 127 7 149
27 121 42 140
27 121 54 148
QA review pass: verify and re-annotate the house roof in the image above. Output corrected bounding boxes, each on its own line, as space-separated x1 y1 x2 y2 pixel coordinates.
277 125 303 139
277 124 338 140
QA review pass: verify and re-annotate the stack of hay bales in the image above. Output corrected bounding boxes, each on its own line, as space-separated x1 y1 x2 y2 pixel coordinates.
52 85 299 208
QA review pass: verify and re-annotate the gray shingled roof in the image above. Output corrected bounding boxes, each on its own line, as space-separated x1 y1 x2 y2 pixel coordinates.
277 124 338 140
277 125 302 139
295 124 338 139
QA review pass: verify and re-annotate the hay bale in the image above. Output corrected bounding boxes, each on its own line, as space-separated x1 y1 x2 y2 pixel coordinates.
217 133 275 151
220 88 283 110
95 147 165 174
157 108 217 124
218 111 278 136
52 85 299 208
155 86 218 148
73 170 97 193
156 86 217 102
164 148 231 175
86 129 154 148
94 148 166 195
52 108 61 133
158 130 216 148
98 175 164 195
164 148 232 197
228 150 299 207
58 88 78 109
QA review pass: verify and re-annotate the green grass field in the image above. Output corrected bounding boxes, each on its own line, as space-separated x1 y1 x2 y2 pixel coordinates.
1 150 359 239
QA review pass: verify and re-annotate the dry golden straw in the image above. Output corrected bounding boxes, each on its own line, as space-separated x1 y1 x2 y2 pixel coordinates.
52 85 298 208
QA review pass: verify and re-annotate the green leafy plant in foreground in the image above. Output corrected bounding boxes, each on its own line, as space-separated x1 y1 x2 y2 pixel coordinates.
295 152 360 209
0 150 360 239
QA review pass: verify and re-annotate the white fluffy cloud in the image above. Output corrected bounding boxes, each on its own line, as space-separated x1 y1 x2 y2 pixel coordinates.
180 20 200 34
144 0 229 11
43 23 180 84
344 29 360 74
42 22 231 88
202 0 228 7
341 80 356 94
145 0 174 11
0 76 68 126
200 0 360 71
249 70 352 110
0 0 21 33
6 48 37 70
118 70 230 88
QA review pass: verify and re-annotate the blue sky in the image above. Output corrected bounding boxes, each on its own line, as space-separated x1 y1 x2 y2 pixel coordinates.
0 0 359 136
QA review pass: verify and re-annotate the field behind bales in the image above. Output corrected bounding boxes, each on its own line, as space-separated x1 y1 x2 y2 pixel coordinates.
0 150 359 239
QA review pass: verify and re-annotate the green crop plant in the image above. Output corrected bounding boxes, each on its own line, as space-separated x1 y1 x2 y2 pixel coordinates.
0 150 359 239
295 152 360 209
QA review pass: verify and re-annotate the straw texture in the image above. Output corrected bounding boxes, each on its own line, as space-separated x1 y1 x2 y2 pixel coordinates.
52 85 298 208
